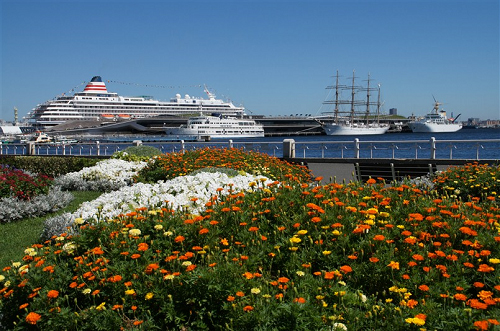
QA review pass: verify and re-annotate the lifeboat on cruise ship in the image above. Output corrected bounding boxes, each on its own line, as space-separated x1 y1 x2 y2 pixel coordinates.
118 114 131 119
101 114 115 119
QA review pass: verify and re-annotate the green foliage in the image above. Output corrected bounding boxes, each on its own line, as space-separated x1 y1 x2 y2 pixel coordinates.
0 191 102 267
0 156 101 177
112 145 162 162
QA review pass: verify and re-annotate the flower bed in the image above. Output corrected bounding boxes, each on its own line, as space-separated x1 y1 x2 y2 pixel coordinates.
0 154 499 330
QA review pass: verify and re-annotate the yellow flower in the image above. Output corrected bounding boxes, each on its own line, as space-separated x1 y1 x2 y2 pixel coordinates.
296 271 305 277
0 275 4 282
145 292 154 300
128 229 141 236
332 230 341 236
125 289 136 296
323 250 332 255
82 288 91 295
296 230 308 235
251 288 261 294
96 302 106 311
154 224 163 231
74 218 85 225
289 237 301 244
489 258 500 264
405 317 425 326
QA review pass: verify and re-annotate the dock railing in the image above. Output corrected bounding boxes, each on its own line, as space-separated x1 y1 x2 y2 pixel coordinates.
1 137 499 161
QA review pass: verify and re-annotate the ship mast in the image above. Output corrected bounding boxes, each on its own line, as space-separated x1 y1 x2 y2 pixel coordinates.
334 71 340 124
365 73 371 125
377 84 381 125
350 70 356 123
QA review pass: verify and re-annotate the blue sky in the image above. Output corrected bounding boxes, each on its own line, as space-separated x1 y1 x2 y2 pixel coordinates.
1 0 499 122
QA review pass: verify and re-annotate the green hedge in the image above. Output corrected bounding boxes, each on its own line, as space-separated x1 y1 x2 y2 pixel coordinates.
0 156 101 177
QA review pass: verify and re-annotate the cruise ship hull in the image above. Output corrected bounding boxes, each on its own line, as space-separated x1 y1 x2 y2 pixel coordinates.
323 123 389 135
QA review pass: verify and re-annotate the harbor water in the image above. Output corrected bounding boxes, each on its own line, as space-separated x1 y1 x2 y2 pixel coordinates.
1 128 499 160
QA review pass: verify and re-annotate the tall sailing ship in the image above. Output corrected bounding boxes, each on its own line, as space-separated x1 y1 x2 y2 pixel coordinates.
26 76 245 129
315 71 389 135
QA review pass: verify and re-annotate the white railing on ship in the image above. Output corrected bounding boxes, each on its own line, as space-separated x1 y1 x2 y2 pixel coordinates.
0 137 499 160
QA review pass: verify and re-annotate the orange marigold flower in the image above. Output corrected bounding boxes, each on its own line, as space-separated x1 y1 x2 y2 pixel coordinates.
248 226 259 232
373 235 385 241
473 320 489 331
387 261 400 270
278 277 290 283
26 312 41 325
236 291 245 297
340 265 353 273
293 297 306 303
418 285 429 291
468 299 488 310
243 305 254 312
474 282 485 288
477 264 494 273
407 299 418 308
369 257 379 263
47 290 59 299
137 243 149 251
199 228 209 235
227 295 235 302
19 303 29 309
454 293 467 301
324 271 335 280
174 235 185 243
131 254 141 259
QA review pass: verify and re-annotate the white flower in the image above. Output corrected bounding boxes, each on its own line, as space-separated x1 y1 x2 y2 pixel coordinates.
332 322 347 331
68 171 273 224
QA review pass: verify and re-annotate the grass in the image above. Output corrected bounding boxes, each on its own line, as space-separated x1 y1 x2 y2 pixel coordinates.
0 191 102 267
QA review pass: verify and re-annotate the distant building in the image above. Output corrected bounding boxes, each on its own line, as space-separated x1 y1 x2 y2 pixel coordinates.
389 108 398 115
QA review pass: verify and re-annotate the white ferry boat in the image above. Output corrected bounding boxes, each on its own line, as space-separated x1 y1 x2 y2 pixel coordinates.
26 76 245 129
408 99 462 133
164 114 265 140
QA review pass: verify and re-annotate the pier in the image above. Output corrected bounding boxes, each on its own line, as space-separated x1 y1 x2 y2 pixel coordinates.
1 137 498 183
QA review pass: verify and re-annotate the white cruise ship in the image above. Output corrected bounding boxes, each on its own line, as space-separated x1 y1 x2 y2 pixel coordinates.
164 114 265 140
408 99 462 133
26 76 245 129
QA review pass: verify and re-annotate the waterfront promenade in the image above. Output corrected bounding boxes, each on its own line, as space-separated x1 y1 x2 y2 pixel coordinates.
1 136 498 183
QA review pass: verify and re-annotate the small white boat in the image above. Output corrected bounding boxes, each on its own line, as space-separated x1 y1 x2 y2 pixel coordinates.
165 114 265 140
409 99 462 133
29 131 52 143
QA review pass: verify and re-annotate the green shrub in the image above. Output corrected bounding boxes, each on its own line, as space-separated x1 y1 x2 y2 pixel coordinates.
0 156 101 177
112 145 162 162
